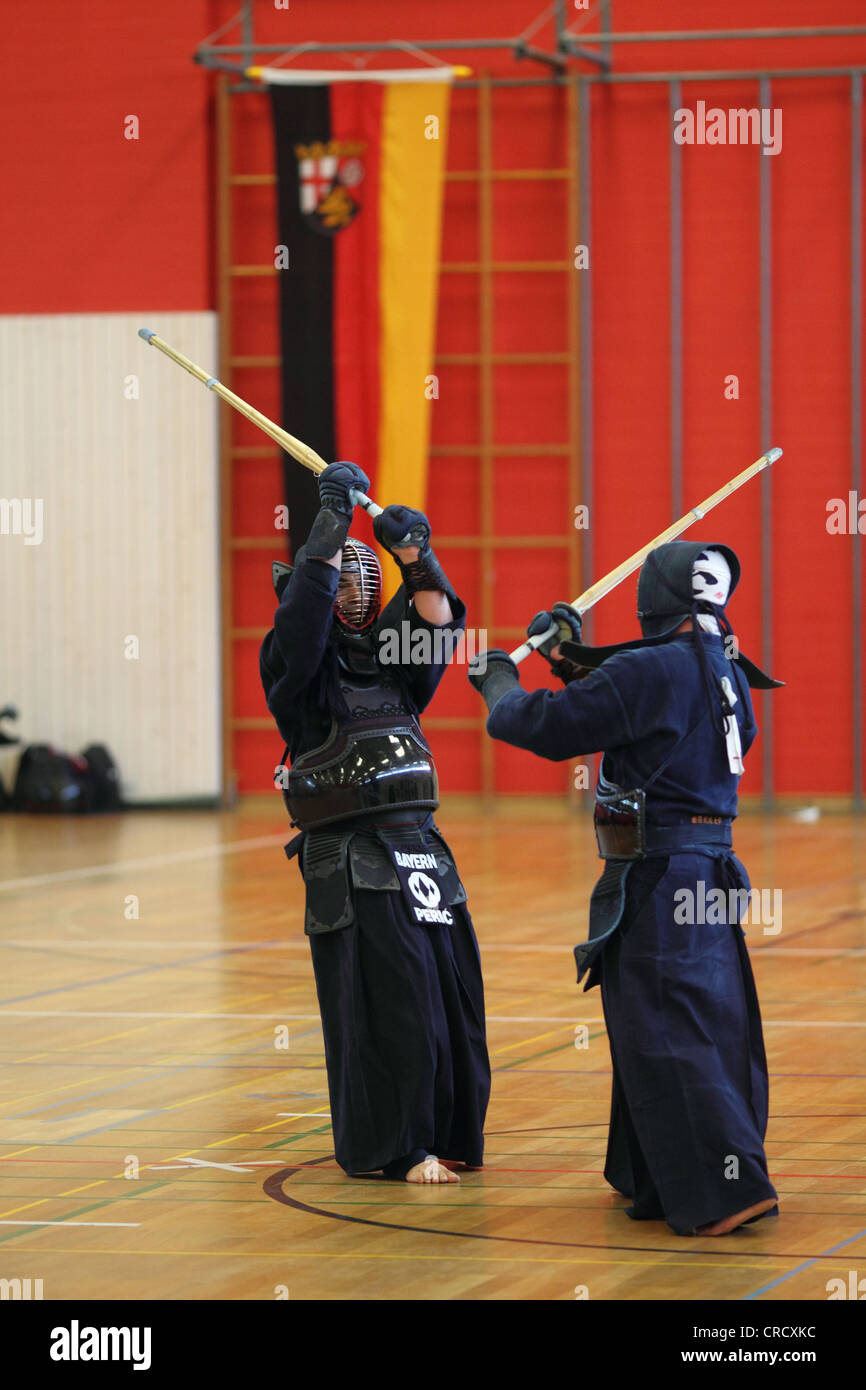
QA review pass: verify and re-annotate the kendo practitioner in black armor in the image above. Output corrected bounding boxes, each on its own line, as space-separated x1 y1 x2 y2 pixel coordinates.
260 461 490 1185
468 542 781 1235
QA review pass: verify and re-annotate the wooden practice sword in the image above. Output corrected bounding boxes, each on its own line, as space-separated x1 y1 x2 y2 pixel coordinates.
508 447 783 664
138 328 383 517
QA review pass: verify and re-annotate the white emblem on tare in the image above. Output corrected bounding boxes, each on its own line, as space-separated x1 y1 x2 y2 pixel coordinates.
408 872 441 908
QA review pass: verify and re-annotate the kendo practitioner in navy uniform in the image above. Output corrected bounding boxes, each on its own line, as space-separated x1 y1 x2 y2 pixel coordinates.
468 542 781 1235
260 461 490 1185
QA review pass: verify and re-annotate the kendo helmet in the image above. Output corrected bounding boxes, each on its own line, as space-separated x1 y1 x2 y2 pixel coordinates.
557 538 782 689
636 541 741 638
334 538 382 634
272 540 382 634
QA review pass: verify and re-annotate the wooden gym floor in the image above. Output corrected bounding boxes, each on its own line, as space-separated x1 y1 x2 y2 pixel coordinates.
0 801 863 1301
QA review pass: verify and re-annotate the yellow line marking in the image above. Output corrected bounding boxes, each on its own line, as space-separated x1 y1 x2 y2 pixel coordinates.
17 1022 157 1064
161 1074 285 1117
251 1115 317 1134
0 989 285 1113
147 1104 329 1167
3 1019 298 1208
0 1244 827 1271
0 1171 121 1215
0 992 322 1224
0 1065 144 1112
0 1197 50 1219
492 1026 570 1056
0 1145 42 1162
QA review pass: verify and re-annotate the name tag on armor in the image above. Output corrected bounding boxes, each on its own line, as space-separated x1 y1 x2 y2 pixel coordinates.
389 846 457 927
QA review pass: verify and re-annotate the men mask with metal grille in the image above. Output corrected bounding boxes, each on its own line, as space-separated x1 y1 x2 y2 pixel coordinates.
334 538 382 633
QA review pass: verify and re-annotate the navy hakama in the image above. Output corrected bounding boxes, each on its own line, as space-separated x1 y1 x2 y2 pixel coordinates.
485 631 778 1233
309 886 489 1175
598 852 776 1233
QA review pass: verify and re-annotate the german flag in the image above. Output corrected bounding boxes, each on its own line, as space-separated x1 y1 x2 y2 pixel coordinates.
266 72 453 590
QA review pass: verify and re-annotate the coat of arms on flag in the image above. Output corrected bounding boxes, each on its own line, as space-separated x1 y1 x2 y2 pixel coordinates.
294 139 366 234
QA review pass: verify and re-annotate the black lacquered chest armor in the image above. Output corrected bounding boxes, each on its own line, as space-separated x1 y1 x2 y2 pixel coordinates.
284 659 439 830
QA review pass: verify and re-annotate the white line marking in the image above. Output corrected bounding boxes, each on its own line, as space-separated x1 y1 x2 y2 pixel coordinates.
0 1010 862 1027
479 943 580 953
750 947 866 956
276 1112 331 1118
0 1011 324 1020
148 1157 284 1173
0 835 286 894
0 940 307 951
762 1021 866 1028
488 1017 597 1024
0 1011 593 1024
2 941 860 958
0 1219 140 1228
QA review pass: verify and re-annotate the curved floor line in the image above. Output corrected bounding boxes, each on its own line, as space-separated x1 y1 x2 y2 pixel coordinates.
263 1162 821 1259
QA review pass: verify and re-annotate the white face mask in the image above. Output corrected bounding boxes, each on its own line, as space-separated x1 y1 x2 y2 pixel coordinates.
692 549 731 606
692 549 731 635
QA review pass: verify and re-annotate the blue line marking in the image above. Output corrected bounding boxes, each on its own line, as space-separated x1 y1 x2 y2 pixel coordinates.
0 942 266 1006
7 1061 216 1120
5 1020 323 1123
743 1226 866 1300
58 1106 171 1143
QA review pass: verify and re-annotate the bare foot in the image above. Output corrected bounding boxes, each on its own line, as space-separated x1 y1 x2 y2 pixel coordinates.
405 1155 460 1184
696 1197 777 1237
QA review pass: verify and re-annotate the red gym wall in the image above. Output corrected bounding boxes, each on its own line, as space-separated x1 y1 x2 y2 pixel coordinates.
4 1 865 801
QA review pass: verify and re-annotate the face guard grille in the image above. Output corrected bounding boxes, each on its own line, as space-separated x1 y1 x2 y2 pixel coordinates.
334 538 382 633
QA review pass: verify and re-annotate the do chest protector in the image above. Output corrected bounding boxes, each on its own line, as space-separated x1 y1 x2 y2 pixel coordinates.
283 675 439 830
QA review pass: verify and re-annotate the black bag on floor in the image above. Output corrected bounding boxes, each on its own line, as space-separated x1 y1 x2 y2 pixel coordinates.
81 743 123 811
13 744 94 814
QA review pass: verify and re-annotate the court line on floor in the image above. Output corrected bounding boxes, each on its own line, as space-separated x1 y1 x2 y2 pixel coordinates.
2 940 861 959
0 1011 326 1021
0 1075 319 1227
2 1061 327 1071
742 1226 866 1300
263 1165 858 1264
0 1243 829 1271
0 1021 320 1121
0 940 287 1008
0 1218 140 1228
1 1182 859 1212
0 836 287 893
2 1059 271 1122
1 1010 864 1027
0 1025 319 1124
0 1010 590 1022
1 1154 862 1181
0 839 859 902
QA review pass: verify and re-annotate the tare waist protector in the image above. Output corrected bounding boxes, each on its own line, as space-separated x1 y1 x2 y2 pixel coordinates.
594 784 733 860
285 714 439 830
594 785 647 860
